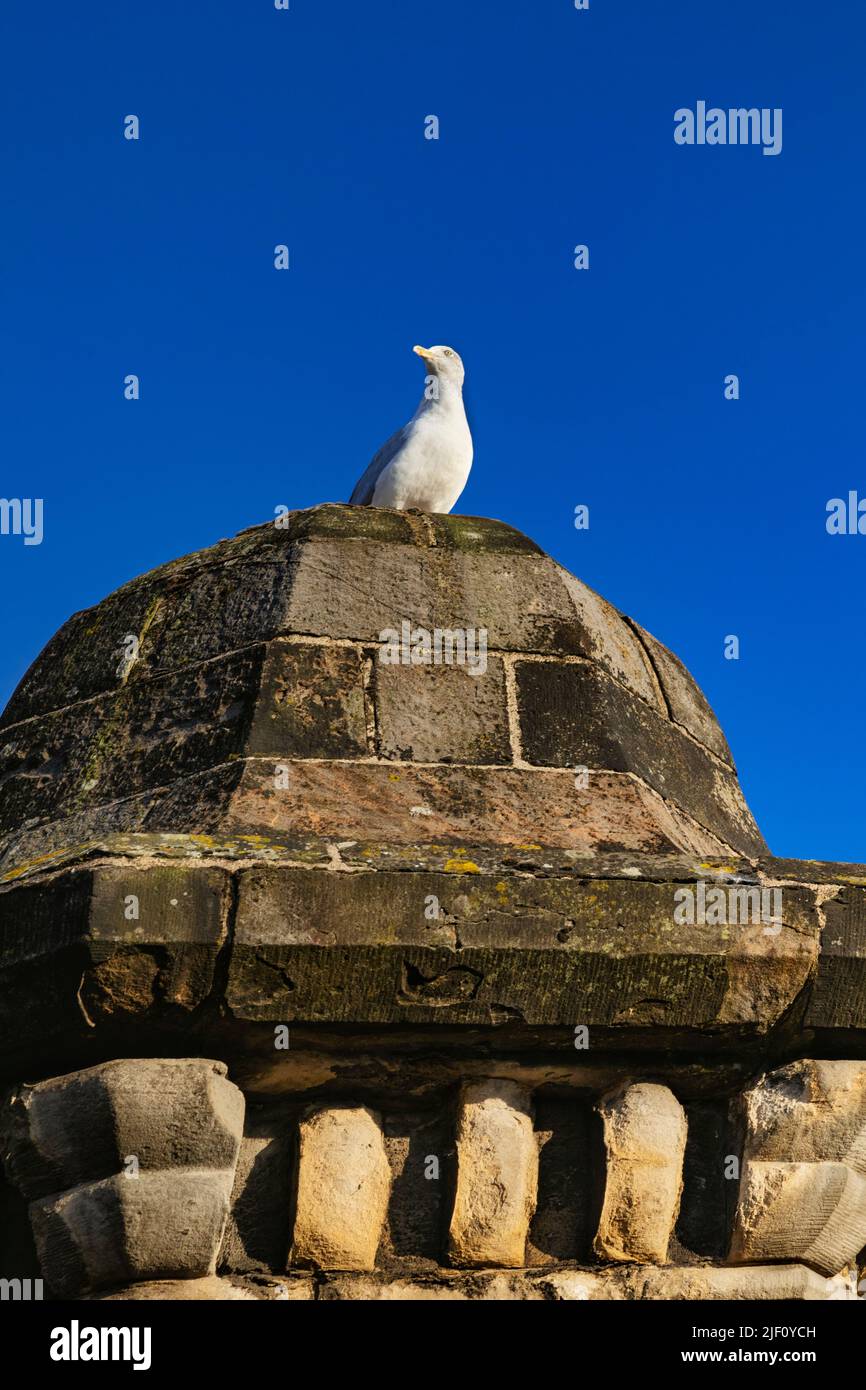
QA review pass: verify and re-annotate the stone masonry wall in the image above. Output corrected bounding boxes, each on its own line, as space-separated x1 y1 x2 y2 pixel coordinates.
1 1055 864 1300
0 509 863 1301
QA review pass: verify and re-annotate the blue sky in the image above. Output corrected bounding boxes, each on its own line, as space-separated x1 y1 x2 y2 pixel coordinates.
0 1 863 862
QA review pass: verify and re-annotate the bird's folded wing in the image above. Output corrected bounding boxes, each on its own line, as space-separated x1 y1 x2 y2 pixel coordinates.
348 425 410 504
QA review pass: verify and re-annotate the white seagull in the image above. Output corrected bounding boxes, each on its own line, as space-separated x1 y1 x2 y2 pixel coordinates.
348 345 473 513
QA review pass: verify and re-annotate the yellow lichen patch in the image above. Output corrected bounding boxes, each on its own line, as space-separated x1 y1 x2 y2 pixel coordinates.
514 843 543 851
444 858 481 874
698 862 737 875
0 840 99 882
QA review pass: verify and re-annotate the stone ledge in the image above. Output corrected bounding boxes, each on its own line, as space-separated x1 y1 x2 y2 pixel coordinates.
0 837 862 1081
0 840 848 1066
82 1263 859 1300
315 1264 855 1301
92 1274 314 1300
0 760 739 872
3 831 865 885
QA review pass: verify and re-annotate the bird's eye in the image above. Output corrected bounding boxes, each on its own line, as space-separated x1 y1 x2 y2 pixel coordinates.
444 349 453 357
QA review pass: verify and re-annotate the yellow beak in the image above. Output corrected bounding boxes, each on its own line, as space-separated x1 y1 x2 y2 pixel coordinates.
413 345 433 360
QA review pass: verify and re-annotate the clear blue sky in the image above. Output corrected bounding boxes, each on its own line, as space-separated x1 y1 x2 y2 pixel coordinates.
1 1 863 863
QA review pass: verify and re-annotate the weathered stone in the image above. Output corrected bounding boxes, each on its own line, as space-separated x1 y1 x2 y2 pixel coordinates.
540 1263 855 1302
0 866 229 1074
515 661 764 855
0 528 302 729
631 623 734 764
0 503 863 1302
247 641 369 760
1 1058 244 1296
806 886 866 1032
214 760 731 855
448 1080 538 1268
732 1059 866 1163
0 647 270 837
3 1058 243 1201
95 1274 314 1300
236 1049 757 1106
290 1105 391 1271
30 1169 234 1297
219 1107 294 1274
593 1082 687 1264
0 763 736 875
730 1060 866 1275
0 504 764 872
0 844 822 1077
526 1097 593 1264
0 506 556 739
225 864 817 1031
318 1263 854 1301
731 1161 866 1277
374 658 511 764
281 529 588 655
556 570 665 712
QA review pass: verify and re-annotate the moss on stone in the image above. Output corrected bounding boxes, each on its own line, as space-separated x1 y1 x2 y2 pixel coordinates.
431 512 542 555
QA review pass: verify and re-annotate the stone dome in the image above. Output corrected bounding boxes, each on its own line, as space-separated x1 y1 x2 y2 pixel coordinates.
0 504 764 876
1 509 862 1310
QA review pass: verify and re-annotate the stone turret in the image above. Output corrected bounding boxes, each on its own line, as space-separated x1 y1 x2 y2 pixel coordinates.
0 504 762 859
0 506 863 1301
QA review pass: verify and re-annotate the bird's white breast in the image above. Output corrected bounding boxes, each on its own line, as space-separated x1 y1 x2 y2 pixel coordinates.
372 401 473 513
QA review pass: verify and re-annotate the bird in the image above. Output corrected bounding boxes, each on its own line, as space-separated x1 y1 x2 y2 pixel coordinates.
348 345 473 513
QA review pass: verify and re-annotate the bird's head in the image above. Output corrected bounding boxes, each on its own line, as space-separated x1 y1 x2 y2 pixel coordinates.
413 344 465 387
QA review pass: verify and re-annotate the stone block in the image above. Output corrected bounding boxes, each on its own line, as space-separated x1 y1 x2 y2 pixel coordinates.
3 1058 244 1200
447 1080 538 1268
630 623 733 764
247 641 368 760
0 647 269 836
224 759 729 854
730 1059 866 1275
0 868 229 1072
556 571 664 711
223 863 818 1031
30 1169 234 1297
289 1105 391 1271
1 1057 244 1296
731 1160 866 1276
374 658 511 764
515 660 764 855
283 532 589 656
805 887 866 1031
593 1082 687 1264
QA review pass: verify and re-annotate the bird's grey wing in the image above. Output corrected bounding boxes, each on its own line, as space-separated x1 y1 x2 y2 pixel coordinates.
348 425 410 504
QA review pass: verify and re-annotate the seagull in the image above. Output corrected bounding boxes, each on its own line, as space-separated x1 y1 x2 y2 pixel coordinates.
348 345 473 513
